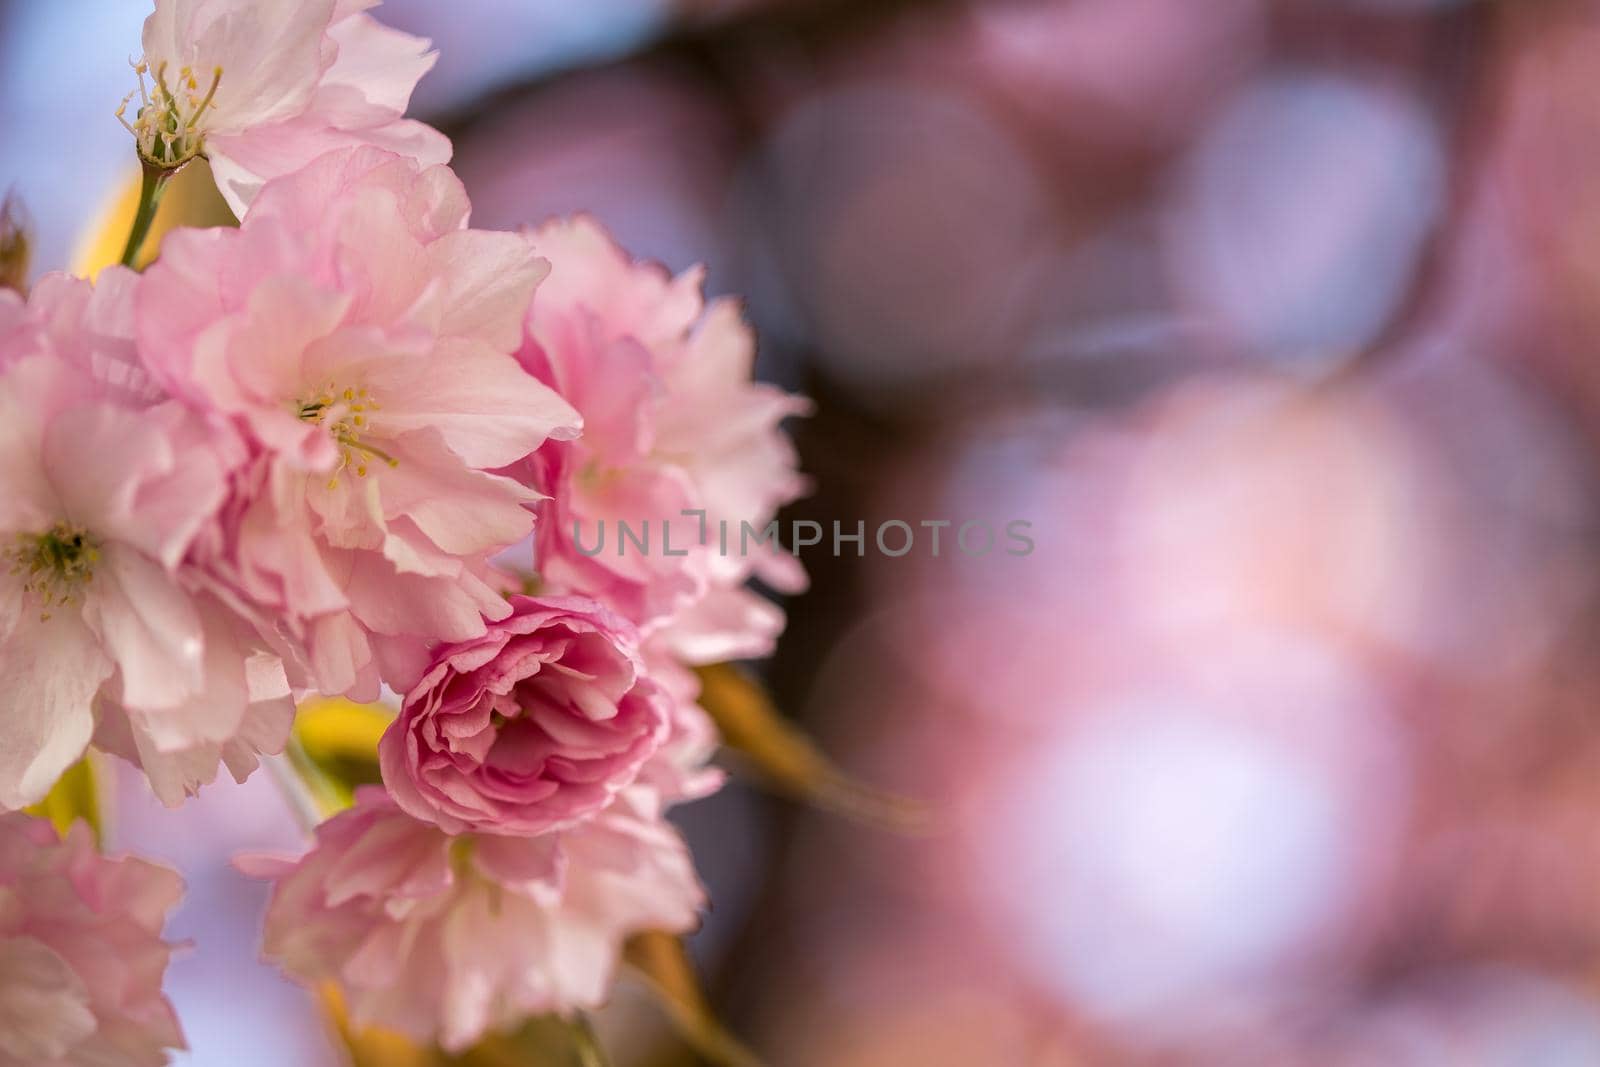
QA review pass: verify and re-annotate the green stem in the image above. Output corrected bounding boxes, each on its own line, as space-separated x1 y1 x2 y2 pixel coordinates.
118 163 173 268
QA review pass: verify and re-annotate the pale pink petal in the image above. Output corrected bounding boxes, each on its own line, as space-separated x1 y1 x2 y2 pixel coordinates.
138 149 562 701
0 357 63 534
136 1 447 215
248 789 707 1050
378 437 540 557
521 217 809 659
0 612 107 809
0 815 185 1063
43 400 225 571
324 12 436 116
378 596 670 836
379 344 579 472
0 937 96 1062
142 0 338 131
85 545 206 717
418 232 547 351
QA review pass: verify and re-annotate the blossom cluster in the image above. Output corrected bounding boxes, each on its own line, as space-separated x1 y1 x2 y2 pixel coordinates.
0 816 184 1067
2 0 807 1060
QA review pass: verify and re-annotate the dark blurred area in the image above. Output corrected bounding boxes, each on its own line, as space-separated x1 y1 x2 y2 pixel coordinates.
11 0 1600 1063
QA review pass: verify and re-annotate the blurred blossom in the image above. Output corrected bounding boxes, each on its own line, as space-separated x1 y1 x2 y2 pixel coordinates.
967 635 1409 1042
1502 1 1600 284
843 358 1600 1059
989 369 1588 684
111 768 340 1067
454 69 736 296
1114 378 1438 657
865 373 1462 725
1374 350 1596 685
866 410 1109 723
1329 0 1474 12
756 83 1051 404
875 380 1438 716
1330 969 1600 1066
1497 0 1600 420
1168 72 1446 366
1014 213 1225 381
378 0 673 112
972 0 1266 157
762 931 1077 1067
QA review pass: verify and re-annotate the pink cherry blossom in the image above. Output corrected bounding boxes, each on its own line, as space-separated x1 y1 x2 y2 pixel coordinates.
518 216 811 664
90 596 297 808
124 0 450 215
138 147 581 702
0 271 293 809
0 345 217 806
0 294 21 343
241 787 704 1051
634 650 726 808
0 268 162 403
0 815 185 1066
380 595 671 836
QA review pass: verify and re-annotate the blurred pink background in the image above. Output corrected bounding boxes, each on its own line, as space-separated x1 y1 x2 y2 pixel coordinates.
9 0 1600 1063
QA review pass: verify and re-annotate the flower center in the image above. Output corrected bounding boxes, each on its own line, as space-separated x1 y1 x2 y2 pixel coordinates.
117 60 223 168
296 383 398 490
7 523 99 620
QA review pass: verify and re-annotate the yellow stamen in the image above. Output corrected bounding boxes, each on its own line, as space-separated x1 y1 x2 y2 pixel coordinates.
7 523 100 621
118 58 222 168
295 383 397 485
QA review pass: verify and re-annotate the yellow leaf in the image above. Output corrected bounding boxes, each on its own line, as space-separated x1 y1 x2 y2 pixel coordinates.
26 755 101 847
321 985 440 1067
694 664 928 832
296 697 393 759
322 984 610 1067
0 191 31 294
625 931 762 1067
460 1016 609 1067
72 158 234 277
288 697 392 813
